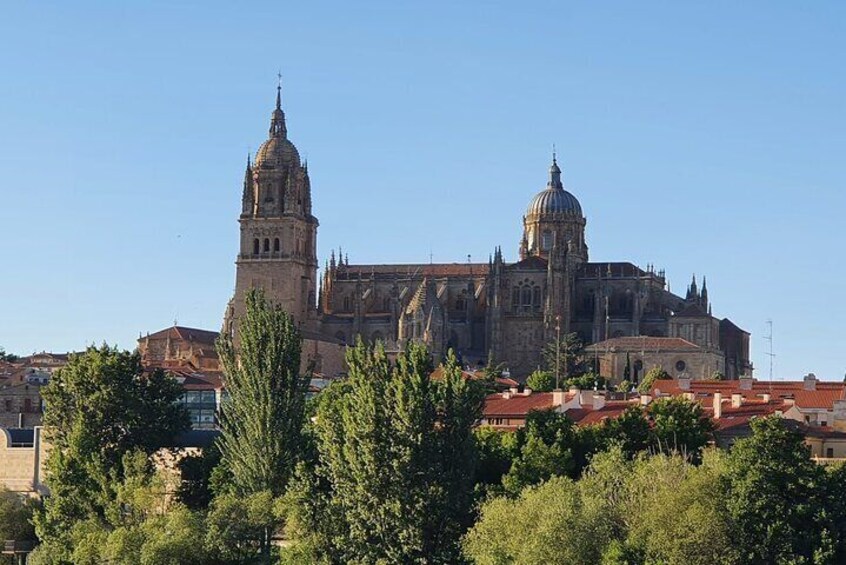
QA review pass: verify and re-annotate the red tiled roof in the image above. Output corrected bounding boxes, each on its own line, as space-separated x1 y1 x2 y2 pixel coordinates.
143 326 219 345
653 380 846 411
569 401 636 426
483 392 555 418
586 336 700 352
707 401 788 430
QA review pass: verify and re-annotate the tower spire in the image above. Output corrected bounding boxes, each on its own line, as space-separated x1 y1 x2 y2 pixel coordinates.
548 150 563 189
269 73 287 138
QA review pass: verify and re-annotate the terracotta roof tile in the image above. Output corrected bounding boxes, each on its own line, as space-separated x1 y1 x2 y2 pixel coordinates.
144 326 219 345
586 336 700 352
483 392 555 418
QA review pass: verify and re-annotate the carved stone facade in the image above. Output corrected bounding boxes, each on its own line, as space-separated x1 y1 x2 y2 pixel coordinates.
226 89 752 380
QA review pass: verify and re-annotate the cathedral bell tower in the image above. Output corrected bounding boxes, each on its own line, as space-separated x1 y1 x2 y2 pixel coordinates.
225 82 319 337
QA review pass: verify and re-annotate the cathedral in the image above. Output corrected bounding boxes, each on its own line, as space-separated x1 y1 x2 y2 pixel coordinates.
225 86 752 381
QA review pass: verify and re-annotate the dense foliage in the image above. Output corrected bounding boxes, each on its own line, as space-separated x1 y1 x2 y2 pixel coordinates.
32 345 188 562
283 340 484 564
466 418 846 565
22 309 846 564
216 288 310 498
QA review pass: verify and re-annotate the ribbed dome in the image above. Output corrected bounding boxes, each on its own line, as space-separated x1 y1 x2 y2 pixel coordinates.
527 187 582 216
526 157 582 216
254 136 300 169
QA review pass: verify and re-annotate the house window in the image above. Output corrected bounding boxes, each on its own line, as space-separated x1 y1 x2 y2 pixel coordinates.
253 239 260 254
273 238 280 252
827 448 835 458
343 296 351 311
489 418 505 426
263 239 270 252
675 360 687 372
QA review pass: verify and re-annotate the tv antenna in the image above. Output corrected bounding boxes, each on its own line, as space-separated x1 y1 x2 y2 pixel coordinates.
764 319 776 382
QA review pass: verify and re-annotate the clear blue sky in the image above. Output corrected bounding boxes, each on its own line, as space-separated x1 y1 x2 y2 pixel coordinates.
1 1 844 380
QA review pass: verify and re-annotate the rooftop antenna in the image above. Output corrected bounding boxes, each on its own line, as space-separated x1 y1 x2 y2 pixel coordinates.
764 319 776 385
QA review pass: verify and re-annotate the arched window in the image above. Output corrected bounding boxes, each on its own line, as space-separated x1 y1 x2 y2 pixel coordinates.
521 286 532 306
273 238 280 252
541 230 553 251
253 239 260 255
532 286 541 308
343 296 351 311
263 238 270 252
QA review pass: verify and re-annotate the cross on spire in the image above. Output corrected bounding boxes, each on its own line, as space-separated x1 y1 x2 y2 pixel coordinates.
276 70 282 110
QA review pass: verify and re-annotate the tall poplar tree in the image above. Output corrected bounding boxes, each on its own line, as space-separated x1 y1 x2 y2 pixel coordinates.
285 340 484 564
216 288 310 497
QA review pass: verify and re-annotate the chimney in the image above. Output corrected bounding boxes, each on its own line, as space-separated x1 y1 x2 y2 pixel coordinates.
739 375 753 391
552 389 566 407
592 394 606 411
501 390 512 400
509 386 519 395
640 394 652 406
762 393 771 403
523 387 533 396
731 393 743 408
804 373 817 391
678 375 692 391
713 392 722 419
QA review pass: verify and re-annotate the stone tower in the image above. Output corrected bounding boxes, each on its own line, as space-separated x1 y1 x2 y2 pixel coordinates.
225 84 318 337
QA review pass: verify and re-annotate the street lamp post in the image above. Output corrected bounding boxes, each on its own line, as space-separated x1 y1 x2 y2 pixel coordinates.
555 315 561 390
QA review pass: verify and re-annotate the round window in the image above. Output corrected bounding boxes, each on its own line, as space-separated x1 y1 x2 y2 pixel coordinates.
675 360 687 372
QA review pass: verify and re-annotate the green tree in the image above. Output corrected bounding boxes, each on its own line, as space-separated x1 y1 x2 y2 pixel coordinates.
34 346 188 559
216 288 311 499
284 341 483 563
473 427 519 496
647 396 714 462
637 366 671 394
464 475 612 565
205 491 279 563
564 372 606 391
0 486 37 547
500 409 600 494
622 450 738 565
30 451 210 565
723 417 835 564
600 405 651 457
526 370 555 392
541 332 586 379
709 370 725 380
0 347 19 363
176 442 222 510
